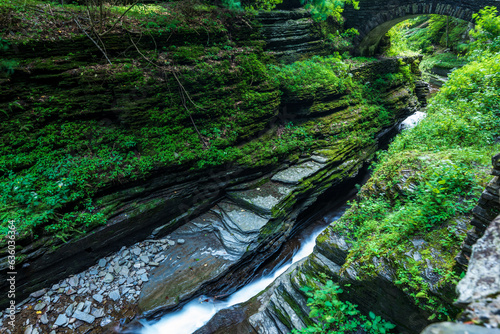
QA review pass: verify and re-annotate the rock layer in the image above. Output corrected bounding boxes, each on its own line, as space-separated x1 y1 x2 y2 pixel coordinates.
456 153 500 269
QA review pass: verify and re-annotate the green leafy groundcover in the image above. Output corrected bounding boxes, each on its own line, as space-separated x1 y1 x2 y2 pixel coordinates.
1 12 404 249
293 280 396 334
329 20 500 323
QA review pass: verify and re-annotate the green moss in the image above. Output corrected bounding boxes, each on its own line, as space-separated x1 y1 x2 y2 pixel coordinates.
272 303 294 329
328 52 500 319
281 288 315 327
309 96 353 114
0 3 421 251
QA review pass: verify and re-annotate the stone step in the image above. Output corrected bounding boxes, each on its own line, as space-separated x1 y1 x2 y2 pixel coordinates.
227 180 293 216
271 160 325 185
265 33 319 47
216 202 268 232
256 9 312 24
260 21 314 35
261 27 315 40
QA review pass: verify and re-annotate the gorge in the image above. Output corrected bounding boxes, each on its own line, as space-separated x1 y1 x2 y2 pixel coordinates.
1 1 500 334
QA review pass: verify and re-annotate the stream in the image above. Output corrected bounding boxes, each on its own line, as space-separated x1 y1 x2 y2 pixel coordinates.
134 109 428 334
138 205 349 334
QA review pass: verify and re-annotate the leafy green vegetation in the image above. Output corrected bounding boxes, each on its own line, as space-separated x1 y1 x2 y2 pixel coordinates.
419 52 466 73
0 0 419 249
331 6 500 321
293 280 396 334
268 55 352 98
467 6 500 61
384 14 470 78
301 0 359 22
386 15 470 56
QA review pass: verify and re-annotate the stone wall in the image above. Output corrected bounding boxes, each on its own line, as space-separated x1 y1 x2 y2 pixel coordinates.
256 10 327 63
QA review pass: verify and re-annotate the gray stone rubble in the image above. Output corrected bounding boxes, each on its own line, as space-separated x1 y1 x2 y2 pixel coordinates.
0 237 177 333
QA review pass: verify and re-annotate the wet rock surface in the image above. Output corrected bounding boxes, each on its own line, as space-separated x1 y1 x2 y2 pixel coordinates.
455 215 500 328
0 237 177 333
420 322 500 334
271 161 323 185
138 151 348 316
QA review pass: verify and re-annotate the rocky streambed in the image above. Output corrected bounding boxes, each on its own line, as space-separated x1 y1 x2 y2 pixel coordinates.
0 236 183 333
0 111 428 334
0 159 362 334
0 148 369 333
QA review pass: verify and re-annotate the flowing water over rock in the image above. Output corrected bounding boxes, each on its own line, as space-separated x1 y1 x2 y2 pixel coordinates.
138 207 349 334
399 111 427 131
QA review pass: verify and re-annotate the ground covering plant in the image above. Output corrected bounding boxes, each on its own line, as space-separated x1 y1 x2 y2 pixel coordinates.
301 0 359 22
386 15 470 56
292 280 396 334
328 5 500 322
385 14 470 78
0 0 416 251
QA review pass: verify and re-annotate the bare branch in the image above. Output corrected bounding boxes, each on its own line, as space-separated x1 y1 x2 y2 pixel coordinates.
74 17 112 65
128 33 208 149
100 0 140 36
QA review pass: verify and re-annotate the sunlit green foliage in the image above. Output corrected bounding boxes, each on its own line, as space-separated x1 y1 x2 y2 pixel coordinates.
386 15 469 56
385 21 416 56
332 9 500 320
268 55 352 97
301 0 359 22
419 53 466 73
293 280 396 334
395 54 500 150
467 6 500 60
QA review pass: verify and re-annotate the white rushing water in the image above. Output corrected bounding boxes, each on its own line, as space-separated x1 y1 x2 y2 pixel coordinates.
399 111 426 131
140 212 343 334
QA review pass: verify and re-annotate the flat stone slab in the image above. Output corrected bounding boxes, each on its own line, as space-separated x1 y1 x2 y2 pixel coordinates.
311 155 329 164
54 314 68 326
217 202 268 233
227 181 292 215
138 214 239 313
72 310 95 324
271 161 323 184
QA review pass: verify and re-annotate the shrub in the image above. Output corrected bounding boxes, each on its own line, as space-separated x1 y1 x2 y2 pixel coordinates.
293 280 396 334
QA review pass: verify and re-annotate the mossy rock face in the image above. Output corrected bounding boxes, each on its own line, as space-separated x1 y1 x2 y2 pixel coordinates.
188 60 425 334
0 0 423 308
